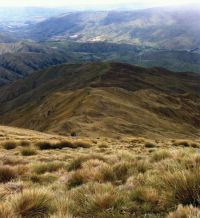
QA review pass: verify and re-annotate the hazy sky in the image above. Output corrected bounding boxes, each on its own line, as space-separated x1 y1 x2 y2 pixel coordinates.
0 0 199 7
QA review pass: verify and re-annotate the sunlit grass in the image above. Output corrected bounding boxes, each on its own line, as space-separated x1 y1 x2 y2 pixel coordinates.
0 137 199 217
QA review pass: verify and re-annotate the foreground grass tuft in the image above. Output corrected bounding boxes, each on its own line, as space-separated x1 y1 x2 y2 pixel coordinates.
69 183 125 218
0 136 199 217
161 169 200 208
12 189 55 218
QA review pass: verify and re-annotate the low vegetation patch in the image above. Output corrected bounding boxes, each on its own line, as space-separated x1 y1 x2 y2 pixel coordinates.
36 142 53 150
21 147 37 156
74 140 92 148
2 141 18 150
0 166 17 183
67 154 106 171
144 142 156 148
172 140 199 148
151 150 172 162
31 162 64 174
30 173 57 184
36 140 91 150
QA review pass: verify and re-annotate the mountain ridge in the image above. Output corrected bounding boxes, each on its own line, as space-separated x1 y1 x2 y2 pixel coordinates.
0 62 199 139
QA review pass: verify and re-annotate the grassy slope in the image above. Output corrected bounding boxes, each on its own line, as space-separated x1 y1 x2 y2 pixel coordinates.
0 124 200 217
0 62 199 139
0 63 199 217
0 125 69 142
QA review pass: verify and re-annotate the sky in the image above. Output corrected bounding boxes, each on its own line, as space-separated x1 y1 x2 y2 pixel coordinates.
0 0 199 8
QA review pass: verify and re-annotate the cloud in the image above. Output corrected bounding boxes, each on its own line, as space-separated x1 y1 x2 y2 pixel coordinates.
0 0 198 7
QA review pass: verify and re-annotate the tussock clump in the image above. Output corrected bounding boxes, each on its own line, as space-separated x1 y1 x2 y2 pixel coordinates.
68 161 115 188
69 183 125 218
98 164 116 183
36 141 82 150
30 173 57 184
0 166 17 183
11 188 55 218
74 140 92 148
67 170 86 188
161 169 200 208
129 186 160 214
190 143 200 148
36 142 53 150
133 160 151 173
144 142 156 148
172 140 193 147
113 161 132 183
21 147 37 156
167 205 200 218
2 141 18 150
67 154 106 171
54 141 76 149
31 162 64 174
151 150 172 162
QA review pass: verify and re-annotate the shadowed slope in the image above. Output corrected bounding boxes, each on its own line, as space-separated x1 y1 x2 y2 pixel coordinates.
0 62 199 138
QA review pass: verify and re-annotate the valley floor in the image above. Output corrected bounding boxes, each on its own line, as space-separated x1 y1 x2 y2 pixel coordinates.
0 126 200 217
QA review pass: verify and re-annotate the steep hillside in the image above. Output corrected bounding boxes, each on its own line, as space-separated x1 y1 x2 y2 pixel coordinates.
0 41 92 86
26 7 200 49
0 62 199 139
0 52 67 86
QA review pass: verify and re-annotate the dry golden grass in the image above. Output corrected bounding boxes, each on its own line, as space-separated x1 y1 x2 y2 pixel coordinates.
0 125 200 217
167 205 200 218
11 188 55 217
20 147 37 156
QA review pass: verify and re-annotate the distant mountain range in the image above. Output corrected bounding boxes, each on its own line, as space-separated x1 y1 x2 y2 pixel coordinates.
24 7 200 50
0 5 198 87
0 41 199 87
